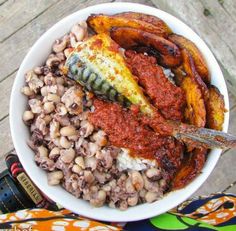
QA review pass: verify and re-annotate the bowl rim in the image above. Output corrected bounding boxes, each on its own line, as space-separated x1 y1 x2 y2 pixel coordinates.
10 2 229 222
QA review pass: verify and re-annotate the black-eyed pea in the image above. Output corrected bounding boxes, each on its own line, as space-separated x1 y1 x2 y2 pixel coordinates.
38 145 48 157
97 190 106 201
127 194 138 206
43 102 55 114
64 48 73 58
56 103 67 116
57 84 65 96
60 148 75 163
92 130 107 147
84 170 95 183
75 156 85 169
56 77 64 85
23 110 34 122
56 52 65 61
21 86 34 96
40 86 48 97
49 147 60 160
159 179 167 189
71 23 86 41
119 200 128 211
60 126 77 136
44 74 56 85
131 171 144 191
60 136 72 149
72 164 82 174
52 39 67 53
102 185 111 192
145 191 159 203
44 115 52 125
33 66 43 75
46 56 60 68
125 178 135 193
47 171 63 185
146 168 161 181
47 93 60 103
139 189 147 198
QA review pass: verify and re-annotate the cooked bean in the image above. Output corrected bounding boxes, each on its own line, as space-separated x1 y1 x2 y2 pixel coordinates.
29 99 42 114
44 115 52 125
47 171 63 185
145 192 159 203
60 148 75 163
60 126 77 136
84 156 97 170
119 200 128 211
23 110 34 122
21 86 34 96
52 39 67 53
44 74 56 85
127 194 138 206
56 77 64 85
88 142 100 156
50 120 60 139
60 136 72 149
46 56 60 68
38 145 48 157
72 164 82 174
75 156 85 169
143 175 160 193
84 170 95 183
56 103 67 116
47 93 60 103
125 178 135 193
57 84 65 96
33 66 43 75
159 179 167 189
43 102 55 114
49 147 60 160
40 86 48 96
146 168 161 181
130 171 144 191
92 130 107 146
64 48 73 58
71 23 86 42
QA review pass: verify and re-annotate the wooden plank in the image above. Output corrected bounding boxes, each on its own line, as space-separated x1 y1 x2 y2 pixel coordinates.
0 72 15 120
194 106 236 196
151 0 236 97
194 147 236 196
220 0 236 23
200 0 236 56
0 0 153 81
0 116 14 162
225 183 236 194
0 0 58 42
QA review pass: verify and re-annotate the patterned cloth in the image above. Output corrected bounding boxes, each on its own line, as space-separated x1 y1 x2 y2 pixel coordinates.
1 193 236 230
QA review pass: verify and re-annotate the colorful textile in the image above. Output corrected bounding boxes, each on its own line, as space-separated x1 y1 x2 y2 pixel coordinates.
1 193 236 230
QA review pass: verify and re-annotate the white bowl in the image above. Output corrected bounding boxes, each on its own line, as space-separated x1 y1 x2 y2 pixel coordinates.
10 2 229 222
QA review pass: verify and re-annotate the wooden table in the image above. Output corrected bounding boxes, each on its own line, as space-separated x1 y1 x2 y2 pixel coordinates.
0 0 236 197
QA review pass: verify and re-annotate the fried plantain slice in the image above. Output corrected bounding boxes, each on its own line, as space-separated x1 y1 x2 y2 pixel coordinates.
181 76 206 128
114 11 172 34
110 27 182 67
169 34 210 84
172 148 207 189
181 49 209 101
87 14 170 38
206 85 226 131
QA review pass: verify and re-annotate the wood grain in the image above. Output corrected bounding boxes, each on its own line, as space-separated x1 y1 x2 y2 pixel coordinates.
151 0 236 97
0 0 236 199
0 0 58 42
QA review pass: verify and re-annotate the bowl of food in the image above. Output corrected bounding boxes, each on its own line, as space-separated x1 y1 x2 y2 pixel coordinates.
10 2 230 222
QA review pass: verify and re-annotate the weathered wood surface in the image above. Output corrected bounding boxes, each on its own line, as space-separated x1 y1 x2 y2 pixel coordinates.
0 0 235 198
152 0 236 97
